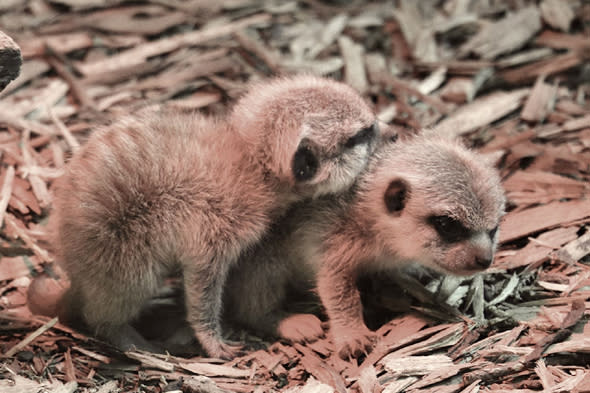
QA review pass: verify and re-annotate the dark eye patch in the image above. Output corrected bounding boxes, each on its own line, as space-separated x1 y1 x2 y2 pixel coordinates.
488 226 498 239
428 215 471 244
344 122 378 148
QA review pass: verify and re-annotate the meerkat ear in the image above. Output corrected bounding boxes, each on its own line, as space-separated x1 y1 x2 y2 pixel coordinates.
292 142 319 182
384 179 409 213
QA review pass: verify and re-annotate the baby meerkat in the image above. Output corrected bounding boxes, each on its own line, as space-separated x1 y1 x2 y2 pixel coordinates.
225 132 505 359
51 75 378 358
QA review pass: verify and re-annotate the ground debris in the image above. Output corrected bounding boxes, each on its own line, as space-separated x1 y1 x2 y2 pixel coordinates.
1 0 590 392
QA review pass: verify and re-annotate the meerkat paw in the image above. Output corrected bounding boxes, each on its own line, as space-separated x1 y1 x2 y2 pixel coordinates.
196 332 243 359
332 327 378 360
278 313 324 342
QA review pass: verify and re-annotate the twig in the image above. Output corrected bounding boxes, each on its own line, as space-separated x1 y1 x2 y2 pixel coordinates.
4 317 58 357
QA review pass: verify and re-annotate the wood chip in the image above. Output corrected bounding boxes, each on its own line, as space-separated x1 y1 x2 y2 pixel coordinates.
75 13 270 77
540 0 575 32
521 76 556 122
433 89 529 138
500 200 590 243
460 7 542 60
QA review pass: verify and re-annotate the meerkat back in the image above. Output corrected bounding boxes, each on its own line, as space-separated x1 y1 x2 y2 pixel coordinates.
50 75 380 358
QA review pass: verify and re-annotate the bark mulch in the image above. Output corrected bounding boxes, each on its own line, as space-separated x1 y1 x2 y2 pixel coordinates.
0 0 590 392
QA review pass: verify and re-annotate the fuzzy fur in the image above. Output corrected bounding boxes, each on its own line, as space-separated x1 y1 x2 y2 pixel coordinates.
50 75 377 358
224 133 506 359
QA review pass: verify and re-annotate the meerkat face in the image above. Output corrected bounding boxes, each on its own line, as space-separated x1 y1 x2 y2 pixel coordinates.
367 138 505 276
292 118 379 198
230 75 378 198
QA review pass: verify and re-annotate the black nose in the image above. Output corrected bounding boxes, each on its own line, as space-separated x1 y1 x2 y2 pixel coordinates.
475 257 493 268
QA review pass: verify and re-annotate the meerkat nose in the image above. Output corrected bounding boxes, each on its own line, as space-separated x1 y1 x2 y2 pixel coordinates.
475 256 493 268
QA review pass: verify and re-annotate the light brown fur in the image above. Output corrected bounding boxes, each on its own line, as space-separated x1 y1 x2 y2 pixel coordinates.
50 75 378 358
225 133 506 359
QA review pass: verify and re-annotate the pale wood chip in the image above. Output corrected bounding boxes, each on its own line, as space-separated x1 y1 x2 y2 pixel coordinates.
50 108 79 152
540 0 575 32
180 362 250 378
496 47 554 68
434 89 529 138
0 165 15 228
356 366 379 393
460 7 541 60
416 66 447 95
381 377 418 393
4 213 52 262
72 346 111 364
553 230 590 264
380 354 453 376
439 77 474 104
285 377 334 393
125 350 175 372
338 36 368 94
521 76 557 122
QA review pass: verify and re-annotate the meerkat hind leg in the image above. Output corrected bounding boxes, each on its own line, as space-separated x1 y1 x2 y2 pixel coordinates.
184 258 243 359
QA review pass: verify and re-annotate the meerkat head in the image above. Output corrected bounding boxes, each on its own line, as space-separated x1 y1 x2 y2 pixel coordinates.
363 134 505 275
229 75 378 198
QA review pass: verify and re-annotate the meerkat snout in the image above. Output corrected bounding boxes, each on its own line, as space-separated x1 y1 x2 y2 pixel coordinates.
292 141 319 182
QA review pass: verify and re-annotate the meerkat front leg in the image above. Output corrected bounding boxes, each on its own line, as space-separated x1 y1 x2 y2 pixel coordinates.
317 252 377 359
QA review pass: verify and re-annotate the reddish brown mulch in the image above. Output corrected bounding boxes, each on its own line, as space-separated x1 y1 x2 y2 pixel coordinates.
1 0 590 392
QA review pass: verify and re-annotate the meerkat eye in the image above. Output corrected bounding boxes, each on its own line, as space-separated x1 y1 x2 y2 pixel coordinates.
292 144 319 182
488 226 499 239
428 215 470 243
344 122 378 148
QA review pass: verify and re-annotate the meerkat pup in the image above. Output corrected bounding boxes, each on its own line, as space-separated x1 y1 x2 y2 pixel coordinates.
225 132 505 359
51 75 379 358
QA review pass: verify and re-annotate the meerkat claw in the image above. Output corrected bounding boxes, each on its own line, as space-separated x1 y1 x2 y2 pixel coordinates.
335 329 377 360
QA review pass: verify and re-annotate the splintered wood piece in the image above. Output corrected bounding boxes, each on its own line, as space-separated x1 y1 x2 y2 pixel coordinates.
180 362 250 378
125 351 175 372
439 77 474 104
521 76 556 122
293 344 346 392
460 7 541 60
4 213 52 262
493 226 579 271
75 13 270 76
4 316 58 357
553 231 590 264
433 89 529 138
292 377 335 393
381 354 453 376
18 32 93 58
563 115 590 132
356 366 379 393
500 200 590 243
0 30 22 91
540 0 575 32
501 52 581 84
180 376 227 393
